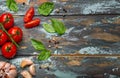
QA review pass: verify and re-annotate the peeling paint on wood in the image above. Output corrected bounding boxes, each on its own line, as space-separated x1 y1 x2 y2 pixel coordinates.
0 0 120 77
91 32 120 42
1 0 120 15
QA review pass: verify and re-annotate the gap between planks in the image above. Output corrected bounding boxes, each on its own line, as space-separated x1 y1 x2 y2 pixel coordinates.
1 54 119 57
13 13 120 17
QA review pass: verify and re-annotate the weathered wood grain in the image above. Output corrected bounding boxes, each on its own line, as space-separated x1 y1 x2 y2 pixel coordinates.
1 56 120 78
0 15 119 55
0 0 120 78
1 0 120 15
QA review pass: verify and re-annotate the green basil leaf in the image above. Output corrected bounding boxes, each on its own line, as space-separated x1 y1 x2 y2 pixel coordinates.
38 50 51 61
51 18 66 35
6 0 18 12
9 2 18 12
6 0 11 7
38 2 54 16
43 23 55 33
31 39 46 51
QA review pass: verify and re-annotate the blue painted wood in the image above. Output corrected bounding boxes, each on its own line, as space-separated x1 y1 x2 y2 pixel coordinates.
0 0 120 15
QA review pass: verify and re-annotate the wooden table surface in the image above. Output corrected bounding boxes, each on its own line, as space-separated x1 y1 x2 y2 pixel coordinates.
0 0 120 78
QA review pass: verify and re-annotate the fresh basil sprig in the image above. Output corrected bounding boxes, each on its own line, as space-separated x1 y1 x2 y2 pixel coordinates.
38 2 54 16
43 18 66 35
6 0 18 12
31 39 51 61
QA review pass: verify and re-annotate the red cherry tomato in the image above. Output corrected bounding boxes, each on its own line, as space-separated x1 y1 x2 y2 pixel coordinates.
1 42 17 59
24 18 40 28
0 12 14 29
8 26 23 43
24 7 34 23
0 30 8 46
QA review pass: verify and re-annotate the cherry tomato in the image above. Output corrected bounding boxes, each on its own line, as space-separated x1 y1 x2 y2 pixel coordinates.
24 18 40 28
1 42 17 59
8 26 23 43
0 30 8 46
24 7 34 23
0 12 14 29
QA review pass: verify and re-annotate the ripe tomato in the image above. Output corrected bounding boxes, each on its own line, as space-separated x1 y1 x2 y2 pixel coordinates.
8 26 23 43
1 42 17 59
0 12 14 29
24 7 34 23
0 30 8 46
24 18 40 28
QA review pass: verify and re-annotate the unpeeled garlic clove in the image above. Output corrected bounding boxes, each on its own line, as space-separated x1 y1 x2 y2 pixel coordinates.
0 61 17 78
20 59 33 68
21 70 32 78
0 61 6 69
7 69 17 78
29 64 36 76
4 63 11 73
10 65 16 70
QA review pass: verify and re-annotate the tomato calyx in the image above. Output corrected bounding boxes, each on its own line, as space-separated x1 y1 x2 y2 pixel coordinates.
4 14 13 24
6 46 12 52
5 43 13 52
5 15 10 23
16 30 20 35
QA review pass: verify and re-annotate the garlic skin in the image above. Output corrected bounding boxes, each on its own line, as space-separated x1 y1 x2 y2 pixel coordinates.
0 61 17 78
6 70 17 78
21 70 32 78
0 61 6 69
4 63 11 69
10 65 16 70
29 64 36 76
20 59 33 68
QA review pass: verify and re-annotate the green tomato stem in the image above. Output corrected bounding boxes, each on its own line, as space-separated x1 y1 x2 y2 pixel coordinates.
0 23 19 48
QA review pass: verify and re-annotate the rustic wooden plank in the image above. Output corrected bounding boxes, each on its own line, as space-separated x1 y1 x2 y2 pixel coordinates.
1 56 120 78
0 15 119 55
1 0 120 15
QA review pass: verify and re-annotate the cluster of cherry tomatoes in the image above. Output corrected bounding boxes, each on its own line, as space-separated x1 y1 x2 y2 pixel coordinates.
0 7 40 59
0 12 23 59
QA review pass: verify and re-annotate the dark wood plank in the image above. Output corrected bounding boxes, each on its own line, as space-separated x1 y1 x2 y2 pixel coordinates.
1 56 120 78
1 0 120 15
0 15 119 55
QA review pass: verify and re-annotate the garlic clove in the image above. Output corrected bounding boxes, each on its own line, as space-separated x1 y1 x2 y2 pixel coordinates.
21 70 32 78
4 63 11 69
20 59 33 68
0 62 17 78
29 64 36 76
7 69 17 78
10 65 16 70
4 63 11 73
0 61 6 69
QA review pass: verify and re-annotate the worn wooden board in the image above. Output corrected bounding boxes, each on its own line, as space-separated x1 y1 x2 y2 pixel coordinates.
0 0 120 78
1 0 120 15
0 15 119 55
1 56 120 78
